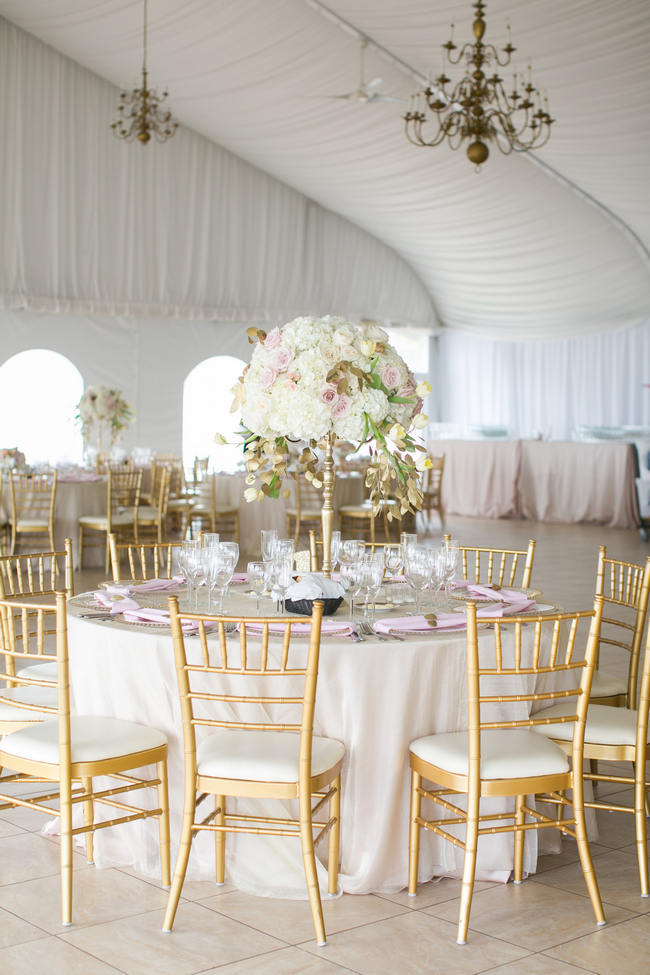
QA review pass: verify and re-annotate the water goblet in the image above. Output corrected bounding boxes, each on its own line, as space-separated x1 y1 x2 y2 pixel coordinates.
338 539 365 567
330 531 342 570
360 553 384 621
339 560 364 624
270 553 293 615
247 561 270 615
274 538 295 558
400 533 418 559
219 541 240 565
200 532 220 548
208 551 235 614
404 547 432 615
261 529 279 561
179 540 201 608
383 543 403 581
441 538 460 598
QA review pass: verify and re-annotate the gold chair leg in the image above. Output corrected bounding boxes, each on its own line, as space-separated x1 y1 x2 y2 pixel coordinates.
457 786 480 945
215 794 226 885
327 776 341 896
513 793 525 883
299 792 326 946
162 788 196 931
82 776 94 864
408 769 422 895
234 512 240 544
60 776 74 926
573 762 606 924
77 524 84 569
634 761 649 897
157 759 171 889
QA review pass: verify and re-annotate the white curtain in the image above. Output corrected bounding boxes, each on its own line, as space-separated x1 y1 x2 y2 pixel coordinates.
436 321 650 441
0 18 434 328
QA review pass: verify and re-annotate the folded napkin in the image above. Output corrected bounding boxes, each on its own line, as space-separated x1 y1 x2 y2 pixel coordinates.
286 573 344 600
239 619 353 637
467 585 531 604
130 576 184 592
93 590 141 614
231 572 248 584
375 613 467 634
121 607 202 632
476 600 537 618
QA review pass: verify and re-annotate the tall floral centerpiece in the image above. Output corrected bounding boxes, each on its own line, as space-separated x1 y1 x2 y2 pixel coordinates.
75 385 134 464
230 316 432 573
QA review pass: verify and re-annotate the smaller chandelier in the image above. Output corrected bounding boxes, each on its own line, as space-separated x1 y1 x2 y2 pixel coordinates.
404 0 553 167
111 0 178 144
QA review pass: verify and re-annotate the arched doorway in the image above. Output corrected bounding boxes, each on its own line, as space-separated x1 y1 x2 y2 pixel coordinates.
182 355 247 473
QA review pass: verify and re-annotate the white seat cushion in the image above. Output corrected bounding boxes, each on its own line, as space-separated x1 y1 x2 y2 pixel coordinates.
590 670 626 698
0 715 167 765
534 702 647 747
0 686 58 722
16 518 49 529
20 661 58 680
167 498 189 509
137 506 159 521
197 729 344 783
79 511 135 528
410 729 569 780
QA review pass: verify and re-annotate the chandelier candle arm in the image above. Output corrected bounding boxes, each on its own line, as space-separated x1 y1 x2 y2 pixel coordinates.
404 0 553 167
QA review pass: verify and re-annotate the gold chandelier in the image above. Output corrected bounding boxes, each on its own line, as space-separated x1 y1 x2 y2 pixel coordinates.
404 0 553 167
111 0 178 144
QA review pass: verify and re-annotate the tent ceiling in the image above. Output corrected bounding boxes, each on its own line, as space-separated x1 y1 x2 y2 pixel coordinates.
2 0 649 340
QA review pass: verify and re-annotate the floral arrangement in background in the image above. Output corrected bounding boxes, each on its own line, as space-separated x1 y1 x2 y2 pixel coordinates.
75 385 134 447
227 316 432 519
0 447 26 472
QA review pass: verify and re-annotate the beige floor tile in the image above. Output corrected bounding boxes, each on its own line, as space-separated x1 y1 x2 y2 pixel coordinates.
0 817 25 838
202 889 406 944
0 906 48 949
485 954 598 974
116 867 236 902
532 847 650 914
299 910 529 974
0 936 122 975
428 880 633 951
592 801 638 849
535 842 610 875
546 914 650 975
0 867 168 934
0 831 89 885
62 903 284 975
191 945 356 975
0 800 60 832
376 877 497 910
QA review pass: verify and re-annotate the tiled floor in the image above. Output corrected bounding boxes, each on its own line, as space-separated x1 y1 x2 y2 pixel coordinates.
1 515 649 974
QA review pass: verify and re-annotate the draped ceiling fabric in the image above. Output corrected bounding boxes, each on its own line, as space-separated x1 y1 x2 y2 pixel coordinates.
0 0 648 341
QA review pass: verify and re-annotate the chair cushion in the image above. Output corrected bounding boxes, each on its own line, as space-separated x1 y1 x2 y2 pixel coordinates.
0 715 167 765
196 729 345 783
534 702 647 747
409 729 569 780
213 508 238 516
79 511 135 529
20 661 58 680
0 686 58 722
16 518 49 529
167 498 190 510
137 506 159 522
590 670 626 699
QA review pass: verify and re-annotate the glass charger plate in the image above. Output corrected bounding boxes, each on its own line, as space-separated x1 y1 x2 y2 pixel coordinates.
449 587 541 603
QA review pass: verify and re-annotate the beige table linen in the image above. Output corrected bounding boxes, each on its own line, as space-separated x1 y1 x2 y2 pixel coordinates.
433 439 522 518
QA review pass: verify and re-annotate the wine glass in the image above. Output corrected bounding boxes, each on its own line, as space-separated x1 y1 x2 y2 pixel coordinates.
247 561 270 615
404 547 432 615
219 541 240 566
330 531 342 570
441 538 460 598
207 549 236 614
179 540 201 608
261 529 279 561
201 532 220 548
400 533 418 560
383 543 403 580
270 553 293 615
360 553 384 621
338 539 365 567
274 538 295 559
339 560 364 624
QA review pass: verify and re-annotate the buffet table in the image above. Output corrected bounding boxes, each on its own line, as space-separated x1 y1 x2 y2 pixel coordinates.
432 439 640 528
66 586 564 897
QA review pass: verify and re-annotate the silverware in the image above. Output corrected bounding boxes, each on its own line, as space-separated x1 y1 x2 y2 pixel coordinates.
359 621 405 642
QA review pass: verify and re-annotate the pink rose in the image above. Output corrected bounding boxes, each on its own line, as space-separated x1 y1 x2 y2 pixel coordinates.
259 366 277 391
397 384 416 399
264 327 281 349
270 346 293 372
320 384 340 406
332 394 352 419
381 365 401 389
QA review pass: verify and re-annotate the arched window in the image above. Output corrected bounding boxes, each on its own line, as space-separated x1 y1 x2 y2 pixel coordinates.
0 349 84 465
183 355 247 473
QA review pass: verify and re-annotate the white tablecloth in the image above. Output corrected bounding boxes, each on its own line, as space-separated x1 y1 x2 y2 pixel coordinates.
67 591 563 896
434 439 522 519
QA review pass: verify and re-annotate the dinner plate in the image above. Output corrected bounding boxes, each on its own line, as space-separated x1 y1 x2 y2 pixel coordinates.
449 586 541 603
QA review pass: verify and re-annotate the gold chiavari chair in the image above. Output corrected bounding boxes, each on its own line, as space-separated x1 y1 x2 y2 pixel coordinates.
78 468 143 571
286 471 323 547
534 617 650 899
108 533 184 582
407 598 605 944
0 538 74 687
162 598 344 945
8 471 57 555
0 592 170 925
338 499 400 545
589 548 650 708
136 465 171 544
189 473 240 542
420 454 445 530
446 535 536 589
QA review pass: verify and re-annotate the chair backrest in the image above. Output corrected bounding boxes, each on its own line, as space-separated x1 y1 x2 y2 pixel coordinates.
0 591 68 719
192 456 210 484
0 539 74 598
595 547 650 706
168 597 325 791
636 619 650 764
9 472 57 525
446 535 536 589
107 469 142 522
196 473 216 513
109 534 184 581
465 597 603 779
422 455 444 511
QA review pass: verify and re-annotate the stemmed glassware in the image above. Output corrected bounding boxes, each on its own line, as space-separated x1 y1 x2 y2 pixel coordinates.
339 560 364 624
440 537 460 599
247 561 271 615
201 533 220 549
207 543 237 613
179 540 202 608
404 546 433 614
359 553 384 621
261 529 279 562
329 531 342 571
338 539 365 567
269 553 293 615
383 543 403 581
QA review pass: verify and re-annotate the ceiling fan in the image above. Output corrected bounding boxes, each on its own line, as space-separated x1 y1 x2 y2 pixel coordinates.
322 39 404 104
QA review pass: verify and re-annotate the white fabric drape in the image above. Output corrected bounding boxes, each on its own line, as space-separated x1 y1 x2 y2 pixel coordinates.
436 321 650 441
0 18 434 328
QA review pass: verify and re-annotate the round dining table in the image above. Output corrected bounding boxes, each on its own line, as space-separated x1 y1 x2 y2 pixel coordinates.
65 583 568 898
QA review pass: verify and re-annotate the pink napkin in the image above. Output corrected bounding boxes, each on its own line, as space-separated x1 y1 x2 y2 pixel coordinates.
231 573 248 584
93 590 141 613
121 607 203 632
130 576 184 592
477 600 537 618
238 619 354 637
375 613 467 634
467 585 531 604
